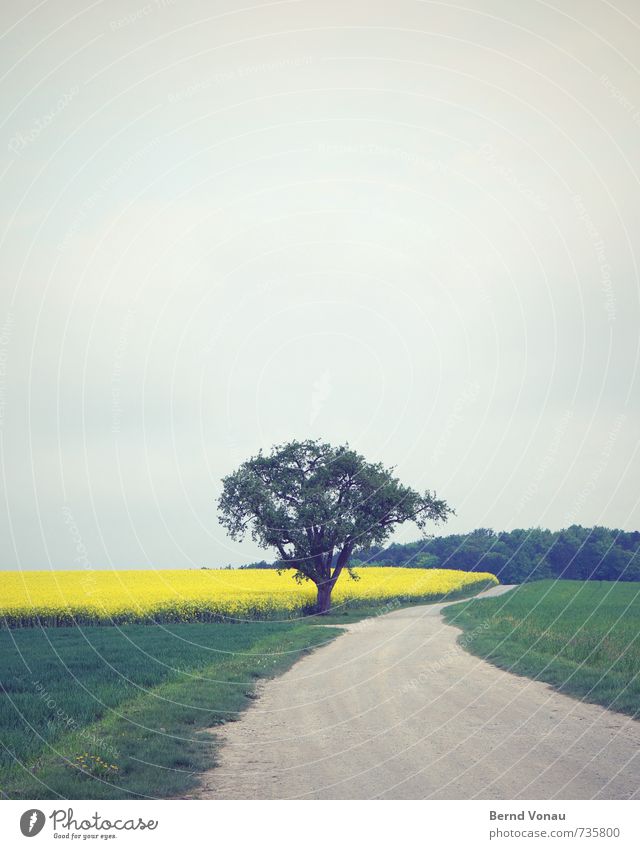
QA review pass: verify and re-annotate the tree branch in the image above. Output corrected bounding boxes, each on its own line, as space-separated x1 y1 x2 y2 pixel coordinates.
330 541 353 587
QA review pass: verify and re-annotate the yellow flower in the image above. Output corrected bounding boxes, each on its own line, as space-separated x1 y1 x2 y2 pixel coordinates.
0 568 498 626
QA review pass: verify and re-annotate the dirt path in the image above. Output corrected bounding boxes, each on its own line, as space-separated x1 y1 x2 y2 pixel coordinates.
193 586 640 799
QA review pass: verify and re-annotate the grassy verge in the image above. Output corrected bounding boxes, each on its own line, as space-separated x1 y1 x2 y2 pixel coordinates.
304 578 499 625
0 620 342 799
442 580 640 718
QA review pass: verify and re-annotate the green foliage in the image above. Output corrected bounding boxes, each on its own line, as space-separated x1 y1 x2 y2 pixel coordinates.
218 440 453 609
351 525 640 584
443 580 640 717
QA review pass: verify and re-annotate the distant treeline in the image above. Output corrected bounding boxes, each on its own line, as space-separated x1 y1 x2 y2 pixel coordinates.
239 526 640 583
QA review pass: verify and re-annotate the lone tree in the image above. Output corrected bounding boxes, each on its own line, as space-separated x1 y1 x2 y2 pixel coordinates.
217 440 453 614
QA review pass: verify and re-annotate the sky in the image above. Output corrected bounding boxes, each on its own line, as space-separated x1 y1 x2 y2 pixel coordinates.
0 0 639 570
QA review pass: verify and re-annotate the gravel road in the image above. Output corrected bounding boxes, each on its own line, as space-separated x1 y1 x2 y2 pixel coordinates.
194 586 640 799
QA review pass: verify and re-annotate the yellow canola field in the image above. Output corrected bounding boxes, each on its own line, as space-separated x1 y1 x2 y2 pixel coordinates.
0 568 498 627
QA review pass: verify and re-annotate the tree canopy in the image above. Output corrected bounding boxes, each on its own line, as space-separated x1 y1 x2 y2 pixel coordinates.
238 525 640 584
217 439 453 611
350 525 640 583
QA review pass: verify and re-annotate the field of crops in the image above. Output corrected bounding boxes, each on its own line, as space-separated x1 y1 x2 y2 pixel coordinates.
1 568 498 627
443 580 640 717
0 619 343 799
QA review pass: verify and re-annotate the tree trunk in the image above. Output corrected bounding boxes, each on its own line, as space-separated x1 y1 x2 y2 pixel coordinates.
316 582 333 615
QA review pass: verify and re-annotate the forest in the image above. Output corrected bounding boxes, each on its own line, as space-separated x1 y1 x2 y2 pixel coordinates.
240 526 640 584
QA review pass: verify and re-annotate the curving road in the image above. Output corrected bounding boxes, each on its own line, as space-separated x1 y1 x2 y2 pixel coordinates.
193 586 640 799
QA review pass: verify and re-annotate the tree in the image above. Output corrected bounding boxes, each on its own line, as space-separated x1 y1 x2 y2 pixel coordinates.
413 553 440 569
217 439 454 613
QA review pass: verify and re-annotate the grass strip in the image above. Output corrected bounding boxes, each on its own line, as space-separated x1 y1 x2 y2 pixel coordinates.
442 580 640 718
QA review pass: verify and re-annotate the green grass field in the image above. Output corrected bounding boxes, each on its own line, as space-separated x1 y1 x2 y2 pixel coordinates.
443 580 640 717
0 585 494 801
0 619 342 799
6 580 638 799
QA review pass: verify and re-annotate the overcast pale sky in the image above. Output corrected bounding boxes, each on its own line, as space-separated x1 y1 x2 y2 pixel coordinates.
0 0 638 570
